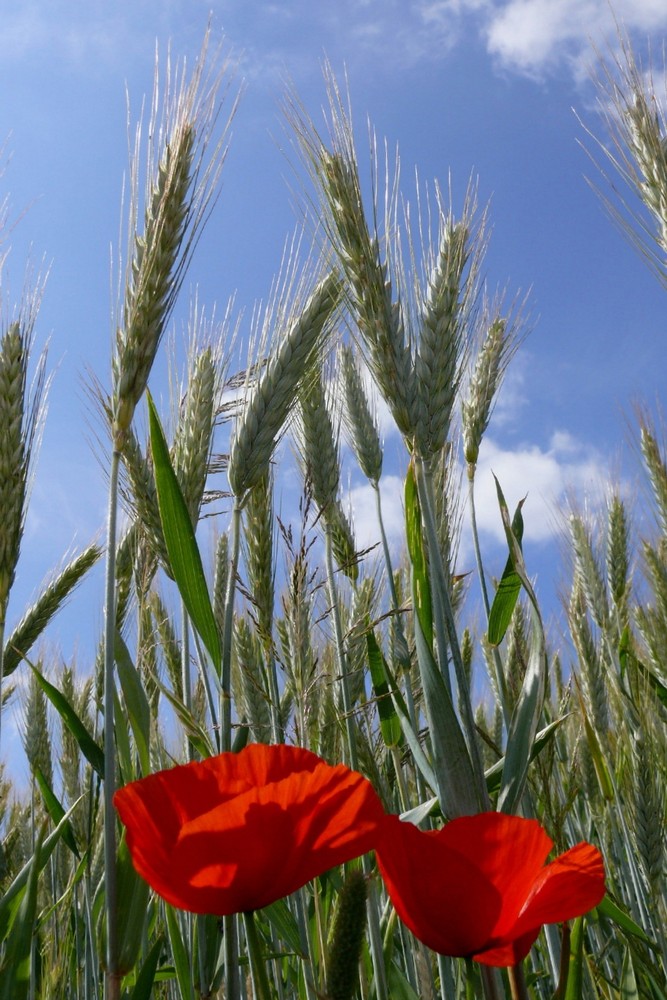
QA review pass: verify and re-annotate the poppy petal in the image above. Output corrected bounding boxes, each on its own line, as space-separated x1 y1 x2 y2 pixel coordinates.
375 814 502 957
436 812 554 937
512 842 606 934
473 843 605 966
374 812 605 969
114 743 384 916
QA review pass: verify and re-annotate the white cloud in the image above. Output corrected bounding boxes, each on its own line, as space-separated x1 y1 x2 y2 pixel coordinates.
349 474 406 556
483 0 667 77
466 431 612 548
343 430 616 580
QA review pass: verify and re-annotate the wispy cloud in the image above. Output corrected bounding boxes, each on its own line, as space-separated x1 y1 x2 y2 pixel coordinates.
5 1 665 90
228 0 667 87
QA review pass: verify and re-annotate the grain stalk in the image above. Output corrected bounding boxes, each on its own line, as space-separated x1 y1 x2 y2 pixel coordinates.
103 40 232 996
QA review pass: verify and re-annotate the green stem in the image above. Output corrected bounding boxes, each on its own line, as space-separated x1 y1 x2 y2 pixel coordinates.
220 501 241 753
0 616 5 750
103 448 121 997
324 528 358 768
244 911 272 1000
481 965 506 1000
508 963 529 1000
415 455 489 809
181 600 194 761
224 913 239 1000
296 888 319 1000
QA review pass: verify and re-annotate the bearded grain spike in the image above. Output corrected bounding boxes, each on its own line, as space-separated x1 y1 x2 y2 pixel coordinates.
173 345 217 525
340 344 382 485
228 271 340 500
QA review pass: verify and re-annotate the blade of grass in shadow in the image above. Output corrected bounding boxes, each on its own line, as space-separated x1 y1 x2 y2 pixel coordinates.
27 659 104 779
487 498 525 646
406 461 479 817
33 765 79 858
130 935 164 1000
492 475 548 815
0 824 44 1000
165 905 195 1000
147 390 221 674
366 629 402 748
115 632 151 777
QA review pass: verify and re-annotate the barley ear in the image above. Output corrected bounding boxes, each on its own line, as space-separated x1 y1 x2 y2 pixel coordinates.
415 192 482 457
0 301 49 622
339 344 382 485
2 543 102 679
21 665 53 788
228 270 340 500
243 468 275 647
586 35 667 285
112 38 235 449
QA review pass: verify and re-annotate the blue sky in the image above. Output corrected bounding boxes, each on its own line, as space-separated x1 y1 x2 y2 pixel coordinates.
1 1 667 771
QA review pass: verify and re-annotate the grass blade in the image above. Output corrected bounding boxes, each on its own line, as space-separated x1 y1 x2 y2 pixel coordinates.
147 391 221 673
28 659 104 779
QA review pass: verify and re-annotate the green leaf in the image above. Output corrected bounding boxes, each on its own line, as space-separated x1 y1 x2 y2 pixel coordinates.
493 477 548 815
130 936 164 1000
399 797 439 826
165 905 195 1000
404 461 432 649
33 766 79 858
115 632 151 776
27 660 104 779
147 391 222 673
485 717 566 794
487 497 525 646
116 835 150 976
366 629 401 747
413 609 478 817
0 826 44 1000
113 684 134 784
597 896 656 946
563 915 584 1000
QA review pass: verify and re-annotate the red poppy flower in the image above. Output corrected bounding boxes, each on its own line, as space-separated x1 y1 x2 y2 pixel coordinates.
375 811 605 967
113 743 384 916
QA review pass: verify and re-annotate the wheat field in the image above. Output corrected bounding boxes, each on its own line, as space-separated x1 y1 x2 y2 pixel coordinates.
0 29 665 1000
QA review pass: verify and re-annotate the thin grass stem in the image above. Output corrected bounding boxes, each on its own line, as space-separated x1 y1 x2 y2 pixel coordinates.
103 447 121 1000
221 501 242 752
